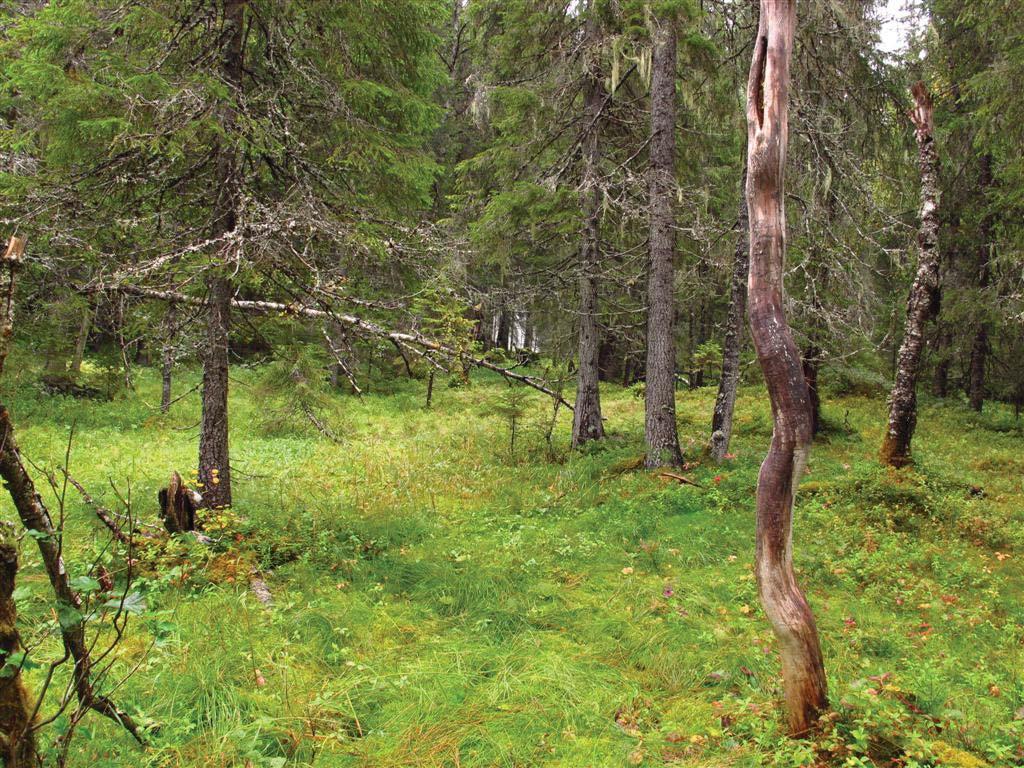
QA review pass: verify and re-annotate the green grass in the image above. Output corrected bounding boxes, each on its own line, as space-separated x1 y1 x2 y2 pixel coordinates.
2 355 1022 767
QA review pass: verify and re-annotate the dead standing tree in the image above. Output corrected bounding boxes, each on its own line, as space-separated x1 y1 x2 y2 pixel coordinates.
745 1 828 735
880 82 941 467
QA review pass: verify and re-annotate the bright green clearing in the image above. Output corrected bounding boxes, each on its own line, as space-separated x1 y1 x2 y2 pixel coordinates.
2 360 1022 767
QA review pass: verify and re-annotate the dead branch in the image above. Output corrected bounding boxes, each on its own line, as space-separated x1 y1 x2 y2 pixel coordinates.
87 284 575 410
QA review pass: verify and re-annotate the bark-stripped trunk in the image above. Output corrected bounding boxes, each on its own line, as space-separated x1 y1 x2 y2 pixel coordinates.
198 0 246 509
160 301 176 414
746 1 828 735
881 82 941 468
643 20 682 469
968 155 993 413
710 166 749 461
572 3 605 449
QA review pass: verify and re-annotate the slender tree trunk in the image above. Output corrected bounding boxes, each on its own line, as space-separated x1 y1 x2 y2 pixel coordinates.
69 302 92 376
968 155 993 413
746 1 827 735
644 19 682 468
198 0 246 509
160 301 176 414
572 3 605 449
710 166 749 461
802 345 822 436
881 82 941 467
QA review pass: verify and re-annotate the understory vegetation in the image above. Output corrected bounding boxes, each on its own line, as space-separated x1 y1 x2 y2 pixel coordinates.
4 357 1021 767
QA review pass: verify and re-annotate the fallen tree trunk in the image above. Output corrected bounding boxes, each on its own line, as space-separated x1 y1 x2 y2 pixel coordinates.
87 284 574 410
745 1 828 735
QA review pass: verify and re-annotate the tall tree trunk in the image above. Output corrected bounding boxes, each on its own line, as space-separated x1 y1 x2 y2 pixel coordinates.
643 19 682 469
160 301 176 414
881 82 941 468
968 155 993 413
69 302 92 376
710 165 749 461
572 3 605 449
198 0 246 509
746 1 828 735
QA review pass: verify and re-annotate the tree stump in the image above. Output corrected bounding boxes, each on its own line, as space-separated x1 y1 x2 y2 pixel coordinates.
158 472 200 534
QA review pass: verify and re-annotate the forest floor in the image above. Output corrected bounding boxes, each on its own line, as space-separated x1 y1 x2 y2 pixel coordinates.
3 357 1023 767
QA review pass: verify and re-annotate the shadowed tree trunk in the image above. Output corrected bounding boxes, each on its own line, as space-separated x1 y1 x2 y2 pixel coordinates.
572 2 605 449
160 301 176 414
69 302 92 376
710 165 749 461
802 345 822 436
746 1 828 735
881 82 941 468
198 0 247 509
0 541 35 767
968 154 993 413
644 18 682 469
931 324 951 397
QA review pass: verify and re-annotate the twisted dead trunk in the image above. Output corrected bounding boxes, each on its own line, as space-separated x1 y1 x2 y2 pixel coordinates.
644 19 682 468
746 1 827 735
881 82 941 467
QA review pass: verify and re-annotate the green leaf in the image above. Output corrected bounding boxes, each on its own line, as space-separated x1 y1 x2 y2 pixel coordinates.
56 600 83 631
70 576 101 593
102 592 146 615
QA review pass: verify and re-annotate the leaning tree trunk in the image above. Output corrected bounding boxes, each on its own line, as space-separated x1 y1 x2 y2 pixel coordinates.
198 0 247 509
643 19 682 469
572 2 605 449
968 154 993 413
710 165 749 462
0 543 36 767
881 82 941 468
746 1 828 735
0 236 142 743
